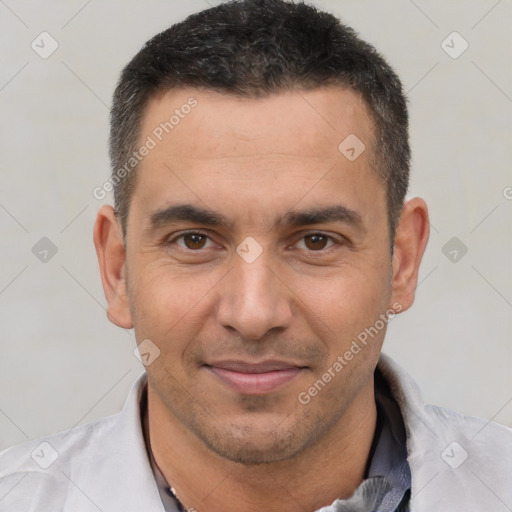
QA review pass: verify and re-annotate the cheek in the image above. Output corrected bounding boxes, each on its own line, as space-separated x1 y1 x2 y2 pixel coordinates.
300 264 391 330
293 266 391 407
127 262 219 353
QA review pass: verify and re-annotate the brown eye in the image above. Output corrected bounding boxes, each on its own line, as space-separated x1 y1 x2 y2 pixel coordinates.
303 234 330 250
177 233 211 250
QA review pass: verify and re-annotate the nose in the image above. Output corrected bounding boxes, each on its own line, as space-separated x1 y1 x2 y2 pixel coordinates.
216 254 293 341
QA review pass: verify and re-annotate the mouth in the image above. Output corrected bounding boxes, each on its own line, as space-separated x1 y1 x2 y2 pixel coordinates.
204 360 308 396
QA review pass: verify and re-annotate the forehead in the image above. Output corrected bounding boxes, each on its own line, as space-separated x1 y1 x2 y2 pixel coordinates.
140 86 374 162
131 86 384 232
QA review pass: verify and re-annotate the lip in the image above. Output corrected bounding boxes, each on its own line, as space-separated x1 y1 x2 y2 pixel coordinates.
205 360 306 395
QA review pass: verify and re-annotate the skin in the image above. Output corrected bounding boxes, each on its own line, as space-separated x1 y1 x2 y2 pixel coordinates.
94 86 429 511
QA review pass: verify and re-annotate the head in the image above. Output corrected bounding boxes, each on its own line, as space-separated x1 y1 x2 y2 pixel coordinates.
95 0 429 466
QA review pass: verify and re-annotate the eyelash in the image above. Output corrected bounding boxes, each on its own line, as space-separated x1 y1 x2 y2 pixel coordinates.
166 230 345 253
170 230 217 250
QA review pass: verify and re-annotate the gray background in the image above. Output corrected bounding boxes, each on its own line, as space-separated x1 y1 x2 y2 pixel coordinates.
1 0 511 451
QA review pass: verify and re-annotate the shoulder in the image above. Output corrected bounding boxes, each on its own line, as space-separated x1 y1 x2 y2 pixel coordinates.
379 353 512 452
0 372 147 479
378 353 512 510
424 400 512 439
414 403 512 510
0 374 160 512
0 414 119 511
421 401 512 467
0 412 118 474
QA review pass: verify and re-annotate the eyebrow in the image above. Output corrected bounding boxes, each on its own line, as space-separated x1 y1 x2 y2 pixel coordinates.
149 203 364 231
280 205 363 229
150 204 232 229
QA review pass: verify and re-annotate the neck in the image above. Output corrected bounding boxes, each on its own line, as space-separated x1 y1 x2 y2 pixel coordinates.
147 379 377 512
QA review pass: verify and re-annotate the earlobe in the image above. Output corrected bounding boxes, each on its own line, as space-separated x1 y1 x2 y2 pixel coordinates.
390 197 430 313
93 205 134 329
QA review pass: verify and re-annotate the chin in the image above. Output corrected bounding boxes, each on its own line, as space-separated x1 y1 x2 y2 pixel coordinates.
191 413 321 466
205 434 302 465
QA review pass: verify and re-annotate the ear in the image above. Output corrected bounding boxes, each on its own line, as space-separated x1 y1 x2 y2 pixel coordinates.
390 197 430 313
93 205 133 329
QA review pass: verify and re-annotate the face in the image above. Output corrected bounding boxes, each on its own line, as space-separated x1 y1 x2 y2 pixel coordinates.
96 86 426 465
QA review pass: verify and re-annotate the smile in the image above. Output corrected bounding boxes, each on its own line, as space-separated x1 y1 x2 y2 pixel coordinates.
204 360 307 395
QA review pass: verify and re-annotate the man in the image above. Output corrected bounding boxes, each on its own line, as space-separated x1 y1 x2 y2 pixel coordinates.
1 0 510 511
